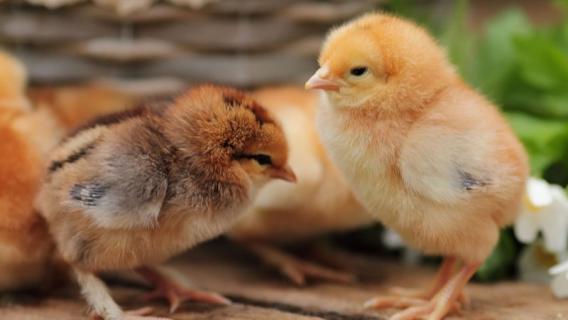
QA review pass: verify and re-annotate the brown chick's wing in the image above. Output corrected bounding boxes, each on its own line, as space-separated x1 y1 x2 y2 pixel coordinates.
48 123 168 230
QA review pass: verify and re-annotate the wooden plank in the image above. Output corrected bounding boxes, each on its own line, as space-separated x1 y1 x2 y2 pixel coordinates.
138 16 321 51
12 49 317 86
0 289 325 319
0 241 565 319
168 241 568 320
0 11 117 44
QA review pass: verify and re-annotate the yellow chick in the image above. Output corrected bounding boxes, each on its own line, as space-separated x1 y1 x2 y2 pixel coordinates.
0 51 62 291
306 13 529 320
0 51 31 111
230 86 373 285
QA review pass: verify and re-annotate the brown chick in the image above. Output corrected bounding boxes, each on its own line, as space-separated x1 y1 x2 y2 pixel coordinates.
36 85 296 320
306 13 528 320
230 86 373 285
0 51 63 291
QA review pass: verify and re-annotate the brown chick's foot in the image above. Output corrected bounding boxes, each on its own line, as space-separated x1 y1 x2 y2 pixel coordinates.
244 242 355 286
136 266 231 313
365 262 480 320
91 307 172 320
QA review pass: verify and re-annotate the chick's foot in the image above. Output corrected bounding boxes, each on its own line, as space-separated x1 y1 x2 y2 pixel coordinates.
366 262 480 320
136 266 231 313
243 242 355 285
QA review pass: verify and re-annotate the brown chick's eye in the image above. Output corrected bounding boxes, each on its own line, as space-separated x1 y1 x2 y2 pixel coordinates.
350 66 368 76
252 154 272 166
241 154 272 166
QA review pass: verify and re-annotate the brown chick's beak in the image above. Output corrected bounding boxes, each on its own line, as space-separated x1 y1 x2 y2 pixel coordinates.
305 73 341 92
268 165 297 183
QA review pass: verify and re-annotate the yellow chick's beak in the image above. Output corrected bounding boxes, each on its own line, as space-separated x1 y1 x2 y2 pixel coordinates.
305 68 341 92
267 165 297 183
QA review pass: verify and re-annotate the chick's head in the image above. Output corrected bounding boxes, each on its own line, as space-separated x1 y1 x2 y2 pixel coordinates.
306 13 457 112
165 85 296 188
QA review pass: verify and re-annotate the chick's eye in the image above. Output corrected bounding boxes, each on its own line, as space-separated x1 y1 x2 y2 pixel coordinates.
350 66 368 76
253 154 272 166
240 154 272 166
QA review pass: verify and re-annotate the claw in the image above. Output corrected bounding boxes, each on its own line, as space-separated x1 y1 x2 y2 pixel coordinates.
137 266 231 313
241 241 355 285
364 296 427 309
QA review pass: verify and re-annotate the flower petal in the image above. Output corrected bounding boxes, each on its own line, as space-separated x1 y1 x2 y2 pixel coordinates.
550 260 568 275
539 187 568 253
514 212 540 244
551 273 568 298
527 178 553 207
383 229 405 249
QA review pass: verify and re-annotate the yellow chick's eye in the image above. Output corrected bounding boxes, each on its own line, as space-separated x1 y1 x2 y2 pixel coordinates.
350 66 368 77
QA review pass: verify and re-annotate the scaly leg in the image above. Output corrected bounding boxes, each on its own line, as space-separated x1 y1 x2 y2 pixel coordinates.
364 257 457 309
72 267 170 320
241 241 355 286
365 257 469 310
374 262 481 320
136 266 231 313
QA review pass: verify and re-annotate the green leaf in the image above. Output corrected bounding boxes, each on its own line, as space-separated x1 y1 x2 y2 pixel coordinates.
439 0 475 78
514 35 568 91
506 112 568 175
471 9 532 101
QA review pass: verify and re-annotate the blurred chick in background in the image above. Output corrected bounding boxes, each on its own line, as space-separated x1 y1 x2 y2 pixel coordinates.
0 51 62 291
0 51 31 111
37 85 295 320
306 13 528 320
29 84 137 131
230 86 373 285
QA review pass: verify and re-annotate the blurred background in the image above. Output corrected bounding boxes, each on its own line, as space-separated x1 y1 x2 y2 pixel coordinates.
1 0 567 286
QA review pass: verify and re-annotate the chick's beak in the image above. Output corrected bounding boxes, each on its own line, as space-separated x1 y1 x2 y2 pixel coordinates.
267 165 297 183
305 69 341 92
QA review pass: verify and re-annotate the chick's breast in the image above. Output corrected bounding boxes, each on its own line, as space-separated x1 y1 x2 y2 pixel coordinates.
230 87 372 244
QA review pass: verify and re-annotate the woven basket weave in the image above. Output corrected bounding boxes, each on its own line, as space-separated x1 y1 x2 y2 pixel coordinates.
0 0 381 89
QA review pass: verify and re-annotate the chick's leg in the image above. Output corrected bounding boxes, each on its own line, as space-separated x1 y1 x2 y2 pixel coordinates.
136 266 231 313
73 267 169 320
388 262 480 320
364 257 465 310
242 241 355 286
391 257 457 299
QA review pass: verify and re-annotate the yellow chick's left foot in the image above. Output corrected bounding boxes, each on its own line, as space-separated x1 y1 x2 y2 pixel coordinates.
365 261 480 320
242 241 355 286
368 257 469 309
136 266 231 313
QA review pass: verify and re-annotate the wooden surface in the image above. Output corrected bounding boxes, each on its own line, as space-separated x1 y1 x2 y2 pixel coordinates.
0 241 567 320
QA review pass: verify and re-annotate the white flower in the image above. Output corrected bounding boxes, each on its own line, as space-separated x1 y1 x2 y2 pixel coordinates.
382 229 421 265
550 259 568 298
514 178 568 253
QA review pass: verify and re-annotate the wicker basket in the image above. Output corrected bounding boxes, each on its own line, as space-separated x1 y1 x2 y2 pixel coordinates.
0 0 382 89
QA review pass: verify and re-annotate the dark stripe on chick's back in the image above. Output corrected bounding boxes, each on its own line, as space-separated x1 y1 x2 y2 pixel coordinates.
49 143 96 173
